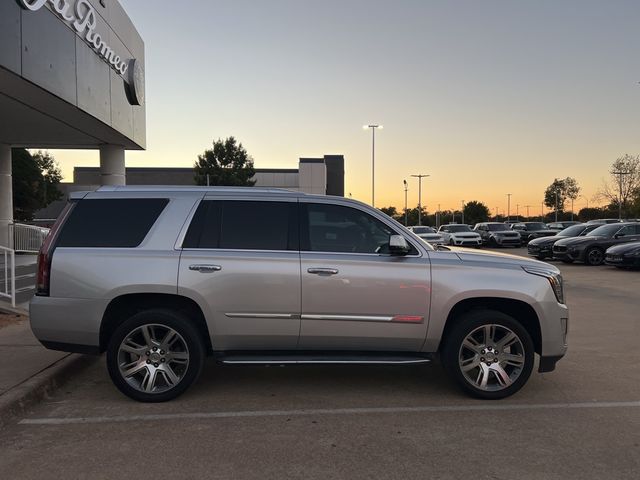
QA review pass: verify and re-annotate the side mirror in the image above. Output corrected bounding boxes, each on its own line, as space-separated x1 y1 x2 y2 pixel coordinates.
615 233 625 238
389 235 410 255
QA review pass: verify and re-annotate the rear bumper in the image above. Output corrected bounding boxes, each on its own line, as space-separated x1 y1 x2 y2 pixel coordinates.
30 296 104 354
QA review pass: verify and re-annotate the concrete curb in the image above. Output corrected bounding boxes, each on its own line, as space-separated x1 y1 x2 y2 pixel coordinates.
0 303 29 316
0 352 99 428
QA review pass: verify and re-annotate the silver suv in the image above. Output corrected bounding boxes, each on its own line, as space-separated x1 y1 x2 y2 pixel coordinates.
30 187 568 402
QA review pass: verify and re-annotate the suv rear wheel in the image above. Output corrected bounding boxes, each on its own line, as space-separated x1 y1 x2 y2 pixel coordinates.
442 310 534 399
106 309 205 402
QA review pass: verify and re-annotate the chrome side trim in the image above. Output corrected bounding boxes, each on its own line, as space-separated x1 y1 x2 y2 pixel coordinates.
221 359 431 365
301 314 393 322
225 313 301 319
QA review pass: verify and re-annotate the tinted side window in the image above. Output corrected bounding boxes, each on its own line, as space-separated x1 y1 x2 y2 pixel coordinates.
302 203 411 254
56 199 168 248
183 200 297 250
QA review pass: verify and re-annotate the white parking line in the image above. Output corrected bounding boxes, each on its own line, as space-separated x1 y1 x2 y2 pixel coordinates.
19 400 640 426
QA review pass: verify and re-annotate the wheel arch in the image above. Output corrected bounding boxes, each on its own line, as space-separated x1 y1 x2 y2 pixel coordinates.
100 293 213 355
438 297 542 355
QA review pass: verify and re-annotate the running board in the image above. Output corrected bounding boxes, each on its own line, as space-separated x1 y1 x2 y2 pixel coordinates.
219 354 431 365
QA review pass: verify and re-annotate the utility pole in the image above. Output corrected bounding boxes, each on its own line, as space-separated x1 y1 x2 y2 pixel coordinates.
403 179 408 226
437 203 441 229
525 205 531 219
411 174 429 226
506 193 512 223
612 170 631 219
461 200 465 224
541 201 544 222
495 207 499 220
516 204 519 220
555 190 559 222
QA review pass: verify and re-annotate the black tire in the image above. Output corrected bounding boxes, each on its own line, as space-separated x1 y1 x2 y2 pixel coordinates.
106 309 205 402
488 237 498 247
585 247 605 266
442 309 535 400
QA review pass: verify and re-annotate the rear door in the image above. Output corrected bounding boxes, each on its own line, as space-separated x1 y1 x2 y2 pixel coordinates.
298 200 431 351
178 196 301 350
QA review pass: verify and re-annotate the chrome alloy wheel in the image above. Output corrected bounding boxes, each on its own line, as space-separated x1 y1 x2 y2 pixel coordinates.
117 324 190 394
458 324 526 392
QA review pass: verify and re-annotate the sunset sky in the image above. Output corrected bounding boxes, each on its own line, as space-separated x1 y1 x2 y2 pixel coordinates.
50 0 640 215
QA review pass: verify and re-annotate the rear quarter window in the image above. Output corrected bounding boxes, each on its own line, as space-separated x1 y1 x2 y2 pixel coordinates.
56 198 169 248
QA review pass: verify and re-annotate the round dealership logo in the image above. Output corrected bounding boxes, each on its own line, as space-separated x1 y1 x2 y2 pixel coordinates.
126 58 145 106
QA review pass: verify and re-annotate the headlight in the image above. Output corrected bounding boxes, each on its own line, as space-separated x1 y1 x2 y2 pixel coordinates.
522 266 565 304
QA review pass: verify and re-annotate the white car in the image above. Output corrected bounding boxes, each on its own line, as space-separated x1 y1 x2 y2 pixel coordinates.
407 226 445 246
438 224 482 247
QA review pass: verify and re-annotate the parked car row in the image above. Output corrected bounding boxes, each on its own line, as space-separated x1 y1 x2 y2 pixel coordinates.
527 222 640 267
406 220 640 269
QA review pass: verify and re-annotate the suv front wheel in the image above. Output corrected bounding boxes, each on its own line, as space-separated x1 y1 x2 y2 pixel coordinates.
442 310 534 399
106 309 205 402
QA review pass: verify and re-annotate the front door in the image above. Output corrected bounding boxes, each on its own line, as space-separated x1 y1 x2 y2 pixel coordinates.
298 200 431 351
178 197 301 350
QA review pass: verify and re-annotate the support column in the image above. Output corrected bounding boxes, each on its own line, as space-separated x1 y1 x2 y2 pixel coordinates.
0 145 13 248
99 145 126 185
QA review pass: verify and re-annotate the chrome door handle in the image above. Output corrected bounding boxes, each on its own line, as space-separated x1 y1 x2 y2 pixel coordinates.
307 268 339 275
189 264 222 273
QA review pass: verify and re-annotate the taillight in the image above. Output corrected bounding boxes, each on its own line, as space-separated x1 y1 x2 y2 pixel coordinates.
36 202 75 296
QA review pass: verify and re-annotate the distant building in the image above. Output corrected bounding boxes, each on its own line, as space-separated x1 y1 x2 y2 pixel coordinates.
34 155 345 222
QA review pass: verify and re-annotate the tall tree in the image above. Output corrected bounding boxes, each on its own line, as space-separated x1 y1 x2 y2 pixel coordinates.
598 154 640 218
544 177 580 213
194 137 256 186
462 200 490 225
12 149 62 221
378 206 398 218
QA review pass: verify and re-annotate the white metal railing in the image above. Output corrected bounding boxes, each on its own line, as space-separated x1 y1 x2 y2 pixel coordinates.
0 245 16 308
10 223 50 253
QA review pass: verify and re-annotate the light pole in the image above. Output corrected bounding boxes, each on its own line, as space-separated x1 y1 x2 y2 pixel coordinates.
363 125 382 207
506 193 512 223
612 170 631 219
461 200 465 224
516 204 519 220
579 194 589 210
570 197 574 221
437 203 441 229
554 190 559 222
541 201 544 222
411 174 429 226
525 205 532 219
403 180 408 226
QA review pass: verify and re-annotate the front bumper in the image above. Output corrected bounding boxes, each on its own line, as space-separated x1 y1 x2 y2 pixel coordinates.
553 248 584 262
451 237 482 246
494 236 521 246
527 244 552 258
605 253 640 267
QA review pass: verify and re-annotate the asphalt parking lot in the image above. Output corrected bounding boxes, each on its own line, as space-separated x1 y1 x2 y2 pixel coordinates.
1 248 639 479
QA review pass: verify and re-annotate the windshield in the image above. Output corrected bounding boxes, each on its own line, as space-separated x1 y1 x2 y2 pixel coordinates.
487 224 509 231
588 224 623 237
558 224 585 236
525 222 547 230
412 227 435 234
447 225 472 232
